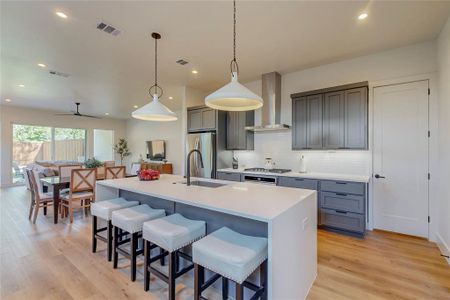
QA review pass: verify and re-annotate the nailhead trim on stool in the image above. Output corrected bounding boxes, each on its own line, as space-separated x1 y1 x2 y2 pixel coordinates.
192 227 268 300
143 213 206 300
91 198 139 261
112 204 166 281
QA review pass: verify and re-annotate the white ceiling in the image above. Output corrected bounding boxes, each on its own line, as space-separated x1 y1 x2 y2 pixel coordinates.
1 1 450 119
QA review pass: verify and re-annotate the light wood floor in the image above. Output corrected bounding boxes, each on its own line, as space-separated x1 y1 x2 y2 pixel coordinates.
1 186 449 300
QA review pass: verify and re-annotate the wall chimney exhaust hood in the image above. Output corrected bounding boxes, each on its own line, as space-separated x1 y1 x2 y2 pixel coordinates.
245 72 290 132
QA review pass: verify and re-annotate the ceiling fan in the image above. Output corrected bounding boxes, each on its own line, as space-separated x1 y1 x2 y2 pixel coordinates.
55 102 101 119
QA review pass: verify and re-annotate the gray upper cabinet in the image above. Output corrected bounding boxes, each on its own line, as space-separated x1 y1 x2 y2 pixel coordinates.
344 87 368 149
291 82 368 150
306 94 323 149
188 107 217 132
226 111 254 150
323 91 345 149
292 97 308 149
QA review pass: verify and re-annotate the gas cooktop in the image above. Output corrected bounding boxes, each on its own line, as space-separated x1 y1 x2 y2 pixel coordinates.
244 168 291 174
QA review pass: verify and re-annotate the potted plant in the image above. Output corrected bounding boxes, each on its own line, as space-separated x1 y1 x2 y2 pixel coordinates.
85 157 103 169
114 138 131 165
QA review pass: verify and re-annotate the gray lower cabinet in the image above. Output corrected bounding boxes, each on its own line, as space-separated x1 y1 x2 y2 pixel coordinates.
319 208 365 233
320 192 364 214
216 171 242 182
226 111 254 150
277 177 318 190
188 107 216 132
323 91 345 149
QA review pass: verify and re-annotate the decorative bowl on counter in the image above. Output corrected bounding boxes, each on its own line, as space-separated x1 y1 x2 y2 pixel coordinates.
137 169 160 181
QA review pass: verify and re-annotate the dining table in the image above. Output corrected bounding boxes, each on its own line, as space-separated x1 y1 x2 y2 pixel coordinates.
41 173 137 224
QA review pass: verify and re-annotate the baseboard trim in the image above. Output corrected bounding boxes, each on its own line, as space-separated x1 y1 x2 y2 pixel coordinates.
436 233 450 266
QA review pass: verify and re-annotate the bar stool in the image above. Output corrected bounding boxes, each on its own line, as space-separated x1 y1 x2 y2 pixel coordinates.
142 213 206 300
192 227 268 300
91 197 139 261
112 204 166 281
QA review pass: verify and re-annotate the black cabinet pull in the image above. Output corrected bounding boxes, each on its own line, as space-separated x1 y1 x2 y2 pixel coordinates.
335 210 347 214
295 178 304 181
335 182 347 185
335 193 348 197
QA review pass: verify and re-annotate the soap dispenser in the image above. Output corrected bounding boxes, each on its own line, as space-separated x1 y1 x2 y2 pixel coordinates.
299 155 307 173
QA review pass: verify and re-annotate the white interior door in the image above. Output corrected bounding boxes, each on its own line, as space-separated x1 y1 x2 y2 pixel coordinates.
373 80 429 238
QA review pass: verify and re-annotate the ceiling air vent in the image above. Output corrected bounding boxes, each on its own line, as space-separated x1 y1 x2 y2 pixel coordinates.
49 70 70 78
97 22 121 36
176 59 189 65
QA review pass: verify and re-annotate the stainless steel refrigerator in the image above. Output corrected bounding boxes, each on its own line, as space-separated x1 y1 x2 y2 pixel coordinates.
186 132 216 178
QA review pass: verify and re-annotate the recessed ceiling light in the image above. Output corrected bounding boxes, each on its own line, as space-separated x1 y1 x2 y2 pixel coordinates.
18 84 25 87
105 112 109 115
56 11 68 19
168 96 173 100
38 63 47 68
5 98 11 102
192 70 198 74
358 13 368 20
133 105 138 108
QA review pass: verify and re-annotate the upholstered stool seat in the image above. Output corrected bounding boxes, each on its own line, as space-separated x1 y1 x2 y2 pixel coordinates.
91 198 139 261
112 204 165 234
91 197 139 221
143 213 206 300
192 227 268 300
143 213 206 252
112 204 166 281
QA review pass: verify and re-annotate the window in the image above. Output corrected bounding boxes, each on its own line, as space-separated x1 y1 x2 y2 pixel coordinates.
11 124 87 184
93 129 114 161
54 127 86 161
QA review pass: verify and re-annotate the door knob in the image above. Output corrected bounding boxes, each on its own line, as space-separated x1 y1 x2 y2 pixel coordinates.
374 174 386 179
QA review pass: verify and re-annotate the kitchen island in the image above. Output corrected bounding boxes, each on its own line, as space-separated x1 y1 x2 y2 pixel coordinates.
96 174 317 300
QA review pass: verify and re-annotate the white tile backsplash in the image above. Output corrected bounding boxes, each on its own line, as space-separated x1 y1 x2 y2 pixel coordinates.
235 131 371 176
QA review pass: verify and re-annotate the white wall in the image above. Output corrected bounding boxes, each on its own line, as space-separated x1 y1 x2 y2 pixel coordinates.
93 129 114 161
236 41 437 175
0 105 127 187
437 17 450 263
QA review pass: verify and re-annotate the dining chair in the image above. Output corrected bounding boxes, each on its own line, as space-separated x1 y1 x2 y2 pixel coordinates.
58 164 83 179
105 166 126 179
60 168 96 223
103 161 115 168
28 169 54 224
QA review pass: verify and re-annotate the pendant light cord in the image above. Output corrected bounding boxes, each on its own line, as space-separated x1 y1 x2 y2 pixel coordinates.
149 33 163 98
155 35 158 87
230 0 239 75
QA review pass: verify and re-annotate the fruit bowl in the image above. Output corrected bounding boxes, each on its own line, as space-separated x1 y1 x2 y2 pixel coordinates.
137 169 160 181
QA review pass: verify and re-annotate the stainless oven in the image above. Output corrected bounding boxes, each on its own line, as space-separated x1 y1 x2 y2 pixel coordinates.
243 173 278 185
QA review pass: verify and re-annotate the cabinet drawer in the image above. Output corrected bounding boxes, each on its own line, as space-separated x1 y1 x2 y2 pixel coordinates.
217 172 241 182
320 180 365 195
320 208 365 233
277 177 318 190
320 192 364 214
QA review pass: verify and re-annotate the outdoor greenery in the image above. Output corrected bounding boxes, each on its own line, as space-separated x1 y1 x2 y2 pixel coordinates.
13 124 85 142
85 157 104 169
113 138 131 165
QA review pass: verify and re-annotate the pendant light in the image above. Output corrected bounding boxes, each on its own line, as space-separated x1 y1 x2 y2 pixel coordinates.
205 0 263 111
132 32 177 121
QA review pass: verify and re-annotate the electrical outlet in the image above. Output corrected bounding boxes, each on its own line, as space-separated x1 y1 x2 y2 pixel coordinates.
302 217 309 230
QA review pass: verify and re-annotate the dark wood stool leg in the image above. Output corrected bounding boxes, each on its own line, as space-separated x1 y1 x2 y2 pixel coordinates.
144 240 150 291
131 232 138 281
160 247 165 266
260 260 268 300
168 251 177 300
113 226 119 268
235 282 243 300
107 220 113 261
43 203 47 215
92 216 97 253
194 263 204 300
222 277 229 300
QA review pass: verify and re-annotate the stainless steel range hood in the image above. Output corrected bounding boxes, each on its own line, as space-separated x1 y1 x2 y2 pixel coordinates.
245 72 290 132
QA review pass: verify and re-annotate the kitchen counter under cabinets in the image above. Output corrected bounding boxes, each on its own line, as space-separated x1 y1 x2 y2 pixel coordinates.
217 169 369 237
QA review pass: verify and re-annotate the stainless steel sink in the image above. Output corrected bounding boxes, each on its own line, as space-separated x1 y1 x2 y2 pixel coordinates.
178 180 227 188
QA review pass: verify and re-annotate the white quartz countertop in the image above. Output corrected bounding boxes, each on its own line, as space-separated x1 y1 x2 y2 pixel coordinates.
97 174 316 222
217 168 370 183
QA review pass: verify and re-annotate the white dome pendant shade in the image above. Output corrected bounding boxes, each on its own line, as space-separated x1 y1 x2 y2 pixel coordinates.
205 72 263 111
132 94 177 121
132 32 177 121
